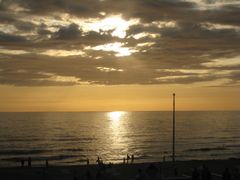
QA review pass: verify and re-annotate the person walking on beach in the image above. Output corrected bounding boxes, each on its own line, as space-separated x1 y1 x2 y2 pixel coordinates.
127 154 130 164
123 157 126 164
192 168 200 180
96 156 100 165
131 154 134 164
222 168 231 180
28 157 31 167
163 156 166 162
87 158 89 165
46 159 48 167
21 159 24 167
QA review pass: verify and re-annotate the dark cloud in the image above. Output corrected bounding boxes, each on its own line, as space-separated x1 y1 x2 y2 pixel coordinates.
0 0 239 86
13 0 102 17
14 21 36 32
53 23 81 40
0 31 26 42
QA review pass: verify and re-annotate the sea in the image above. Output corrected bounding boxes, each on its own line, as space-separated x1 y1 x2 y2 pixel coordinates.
0 111 239 167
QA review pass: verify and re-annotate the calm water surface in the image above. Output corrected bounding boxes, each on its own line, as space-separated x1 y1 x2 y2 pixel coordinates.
0 111 239 166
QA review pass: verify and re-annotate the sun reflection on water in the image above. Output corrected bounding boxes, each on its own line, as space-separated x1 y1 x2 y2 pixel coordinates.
107 111 129 160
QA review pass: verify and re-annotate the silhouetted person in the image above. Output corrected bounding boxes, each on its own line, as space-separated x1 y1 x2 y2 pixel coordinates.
131 154 134 164
96 156 100 165
201 165 211 180
87 158 89 165
192 168 200 180
222 168 231 180
123 157 126 164
28 157 31 167
46 159 48 167
127 154 130 164
21 159 24 167
232 168 240 180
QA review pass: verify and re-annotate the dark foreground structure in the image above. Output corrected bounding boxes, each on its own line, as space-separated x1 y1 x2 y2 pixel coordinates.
0 159 239 180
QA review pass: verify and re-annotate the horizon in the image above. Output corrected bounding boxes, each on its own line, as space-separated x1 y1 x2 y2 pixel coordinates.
0 110 240 113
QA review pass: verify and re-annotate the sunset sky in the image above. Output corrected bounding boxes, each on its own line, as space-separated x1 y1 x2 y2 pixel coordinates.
0 0 239 111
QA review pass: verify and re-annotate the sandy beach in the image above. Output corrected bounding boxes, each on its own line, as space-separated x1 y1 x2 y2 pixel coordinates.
0 159 239 180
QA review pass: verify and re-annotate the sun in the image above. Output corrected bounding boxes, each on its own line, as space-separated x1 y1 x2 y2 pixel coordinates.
70 14 139 57
89 14 139 39
108 111 126 122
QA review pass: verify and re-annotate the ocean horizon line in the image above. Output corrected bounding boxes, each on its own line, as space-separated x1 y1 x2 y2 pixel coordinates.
0 110 239 113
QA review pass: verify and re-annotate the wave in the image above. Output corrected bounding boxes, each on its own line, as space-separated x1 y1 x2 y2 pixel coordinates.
0 137 97 143
49 137 97 142
0 138 42 142
1 154 81 162
225 144 240 148
0 148 84 156
63 148 84 152
0 149 46 155
186 147 227 152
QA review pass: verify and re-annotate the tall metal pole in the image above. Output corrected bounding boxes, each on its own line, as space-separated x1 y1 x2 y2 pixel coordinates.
172 93 175 162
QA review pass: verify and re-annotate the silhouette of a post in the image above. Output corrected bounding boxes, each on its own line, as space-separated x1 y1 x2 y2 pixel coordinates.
172 93 176 162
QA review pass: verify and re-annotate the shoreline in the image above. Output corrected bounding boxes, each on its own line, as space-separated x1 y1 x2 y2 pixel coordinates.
1 157 240 168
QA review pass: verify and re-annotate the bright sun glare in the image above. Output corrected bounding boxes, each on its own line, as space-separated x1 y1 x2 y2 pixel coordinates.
108 111 126 122
88 42 136 57
58 14 139 57
83 15 139 57
90 15 136 39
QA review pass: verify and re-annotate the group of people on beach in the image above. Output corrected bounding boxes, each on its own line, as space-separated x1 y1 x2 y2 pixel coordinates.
20 157 48 168
123 154 134 164
20 154 134 168
20 157 31 167
96 156 104 165
95 154 135 165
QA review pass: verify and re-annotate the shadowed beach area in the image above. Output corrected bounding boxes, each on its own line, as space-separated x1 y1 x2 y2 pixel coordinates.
0 159 239 180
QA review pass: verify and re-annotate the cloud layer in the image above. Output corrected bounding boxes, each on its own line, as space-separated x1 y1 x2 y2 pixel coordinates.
0 0 240 86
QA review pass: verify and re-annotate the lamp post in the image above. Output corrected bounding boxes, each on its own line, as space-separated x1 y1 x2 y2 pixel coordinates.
172 93 176 162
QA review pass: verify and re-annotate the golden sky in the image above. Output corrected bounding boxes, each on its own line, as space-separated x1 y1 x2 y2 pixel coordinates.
0 84 239 111
0 0 240 111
